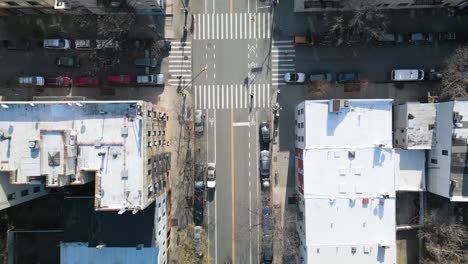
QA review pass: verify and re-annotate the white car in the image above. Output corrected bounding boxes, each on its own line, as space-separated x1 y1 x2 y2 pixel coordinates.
18 76 45 86
391 69 424 81
43 39 71 50
136 74 165 85
207 163 216 189
284 72 306 83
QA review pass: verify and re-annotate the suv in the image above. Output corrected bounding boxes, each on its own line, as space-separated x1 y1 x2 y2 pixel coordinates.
259 122 270 144
309 73 332 82
337 72 361 83
136 74 164 85
260 150 270 188
134 57 158 68
18 76 44 86
391 69 424 81
43 39 71 50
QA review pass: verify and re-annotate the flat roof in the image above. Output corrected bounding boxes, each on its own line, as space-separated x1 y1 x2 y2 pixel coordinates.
394 149 425 191
60 242 158 264
0 101 154 210
303 100 393 149
394 103 436 149
302 148 395 198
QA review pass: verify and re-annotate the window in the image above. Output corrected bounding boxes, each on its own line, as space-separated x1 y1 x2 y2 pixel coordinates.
295 120 297 125
147 131 151 136
158 230 161 235
431 159 438 164
148 170 151 176
163 211 166 216
297 123 300 128
383 3 390 7
163 198 166 204
6 1 18 6
297 109 300 115
27 1 40 5
21 189 29 197
301 108 304 114
158 203 161 208
442 150 449 156
158 216 161 222
33 186 40 193
148 158 151 164
7 193 15 200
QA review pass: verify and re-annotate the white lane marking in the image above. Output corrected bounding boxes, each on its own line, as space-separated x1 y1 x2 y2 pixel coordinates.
169 60 190 63
240 83 244 108
195 14 199 40
194 85 198 109
171 41 191 44
226 13 229 40
272 45 295 49
272 54 296 57
233 122 250 127
275 83 287 86
212 13 215 40
198 86 202 109
271 59 293 62
208 85 211 109
230 84 234 109
216 13 219 39
230 14 233 39
271 49 295 53
216 85 219 109
234 13 238 39
262 13 266 39
203 85 207 109
168 69 192 73
235 84 239 109
267 12 270 38
169 50 191 54
253 14 256 39
207 14 211 40
267 84 270 107
272 73 285 76
202 14 206 39
249 14 252 39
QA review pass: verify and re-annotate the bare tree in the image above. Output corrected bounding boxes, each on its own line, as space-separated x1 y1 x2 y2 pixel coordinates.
440 45 468 100
418 207 468 264
171 224 211 264
323 0 387 46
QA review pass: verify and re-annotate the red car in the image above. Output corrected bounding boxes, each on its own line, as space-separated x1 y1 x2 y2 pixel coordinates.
107 75 130 85
45 76 72 87
74 76 99 87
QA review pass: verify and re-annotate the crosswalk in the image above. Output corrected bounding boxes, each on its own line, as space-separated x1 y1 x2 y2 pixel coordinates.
194 13 271 40
167 41 192 88
194 83 271 110
271 40 296 86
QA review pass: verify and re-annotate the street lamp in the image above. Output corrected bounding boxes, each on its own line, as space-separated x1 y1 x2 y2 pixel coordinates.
177 66 208 94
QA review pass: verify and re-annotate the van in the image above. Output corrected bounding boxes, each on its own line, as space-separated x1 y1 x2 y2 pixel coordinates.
309 73 332 82
391 69 424 81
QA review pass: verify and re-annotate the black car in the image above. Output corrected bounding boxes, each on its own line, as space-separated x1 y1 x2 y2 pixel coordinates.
193 196 204 225
3 39 31 50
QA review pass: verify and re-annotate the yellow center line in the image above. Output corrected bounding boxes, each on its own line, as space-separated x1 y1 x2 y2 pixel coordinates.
230 110 235 264
230 0 233 13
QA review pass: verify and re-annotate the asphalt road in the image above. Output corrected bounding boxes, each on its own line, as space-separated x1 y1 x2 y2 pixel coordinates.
190 0 274 262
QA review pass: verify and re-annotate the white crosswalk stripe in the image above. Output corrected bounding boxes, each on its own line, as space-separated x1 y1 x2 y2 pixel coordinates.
271 40 296 86
194 12 271 40
194 84 270 110
167 42 192 88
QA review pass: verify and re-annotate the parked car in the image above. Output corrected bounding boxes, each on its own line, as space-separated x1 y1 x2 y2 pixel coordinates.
194 226 202 244
260 150 270 188
259 122 270 144
194 110 204 135
438 32 456 41
337 72 361 83
18 76 45 86
45 76 72 87
56 56 80 67
136 74 164 85
309 73 332 82
409 33 433 44
374 33 397 45
134 57 158 68
3 39 30 50
107 75 131 85
75 39 96 50
207 163 216 189
193 197 204 226
73 76 99 86
284 72 306 83
194 163 205 189
391 69 424 81
43 39 71 50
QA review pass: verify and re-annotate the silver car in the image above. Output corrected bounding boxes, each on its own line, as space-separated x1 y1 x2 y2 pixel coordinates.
194 110 204 134
18 76 45 86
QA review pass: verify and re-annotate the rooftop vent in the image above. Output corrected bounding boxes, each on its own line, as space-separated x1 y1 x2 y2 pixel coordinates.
48 152 61 166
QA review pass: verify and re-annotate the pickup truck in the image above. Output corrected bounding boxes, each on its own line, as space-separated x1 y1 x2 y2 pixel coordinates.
136 74 165 85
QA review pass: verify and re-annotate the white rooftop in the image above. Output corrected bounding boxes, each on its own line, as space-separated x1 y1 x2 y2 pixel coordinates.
394 149 425 191
303 100 393 149
0 101 159 211
393 103 436 149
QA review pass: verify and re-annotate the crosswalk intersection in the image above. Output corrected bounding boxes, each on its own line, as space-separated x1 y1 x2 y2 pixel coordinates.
194 13 271 40
194 83 270 110
167 41 192 88
271 40 296 86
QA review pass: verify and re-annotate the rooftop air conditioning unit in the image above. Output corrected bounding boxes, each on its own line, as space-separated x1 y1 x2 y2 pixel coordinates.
329 99 349 113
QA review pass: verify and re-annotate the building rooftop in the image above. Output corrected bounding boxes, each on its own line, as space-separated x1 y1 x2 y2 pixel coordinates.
0 101 165 211
393 103 436 149
394 149 425 191
303 100 393 149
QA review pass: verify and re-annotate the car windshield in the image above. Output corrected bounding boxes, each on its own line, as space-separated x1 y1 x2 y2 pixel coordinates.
57 78 63 85
58 39 65 47
290 73 298 81
119 75 125 82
